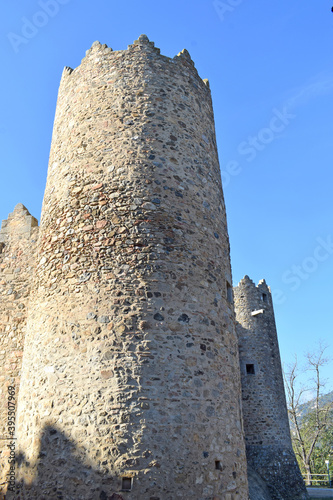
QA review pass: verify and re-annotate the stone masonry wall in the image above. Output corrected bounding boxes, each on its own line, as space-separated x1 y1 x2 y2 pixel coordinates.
234 276 308 500
14 36 248 500
0 204 38 495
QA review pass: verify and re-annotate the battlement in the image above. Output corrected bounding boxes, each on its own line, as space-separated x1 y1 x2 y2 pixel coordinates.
0 203 38 244
234 275 273 313
60 34 210 92
128 33 161 53
236 274 256 288
236 275 270 290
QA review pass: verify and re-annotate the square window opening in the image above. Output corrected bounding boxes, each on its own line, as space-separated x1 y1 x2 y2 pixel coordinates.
121 477 132 491
246 364 255 375
226 282 233 303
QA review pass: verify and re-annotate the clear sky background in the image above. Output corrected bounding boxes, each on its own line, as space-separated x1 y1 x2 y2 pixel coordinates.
1 0 332 395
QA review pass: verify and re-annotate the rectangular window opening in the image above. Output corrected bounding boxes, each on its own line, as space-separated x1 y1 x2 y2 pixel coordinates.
226 281 233 303
261 293 267 302
246 363 255 375
215 460 222 470
121 477 132 491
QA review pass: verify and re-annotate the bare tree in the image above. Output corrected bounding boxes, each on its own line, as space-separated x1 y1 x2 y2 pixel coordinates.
284 343 333 486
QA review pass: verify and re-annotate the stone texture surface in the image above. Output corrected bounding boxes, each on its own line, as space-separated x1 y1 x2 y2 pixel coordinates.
12 36 249 499
247 466 272 500
234 276 308 500
0 204 38 493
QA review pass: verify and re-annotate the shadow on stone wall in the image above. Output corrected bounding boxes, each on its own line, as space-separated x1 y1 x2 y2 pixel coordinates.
6 425 127 500
247 465 273 500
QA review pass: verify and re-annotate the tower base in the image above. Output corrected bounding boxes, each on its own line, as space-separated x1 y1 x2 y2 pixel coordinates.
247 445 308 500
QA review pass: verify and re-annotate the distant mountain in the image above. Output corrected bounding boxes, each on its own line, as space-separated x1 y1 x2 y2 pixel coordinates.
297 390 333 421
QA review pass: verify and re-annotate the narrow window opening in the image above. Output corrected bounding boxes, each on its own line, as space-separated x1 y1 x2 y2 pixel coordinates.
215 460 222 470
261 293 267 302
226 282 233 303
246 363 255 375
121 477 132 491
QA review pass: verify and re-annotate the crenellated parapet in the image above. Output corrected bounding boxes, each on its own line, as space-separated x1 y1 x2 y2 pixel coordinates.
0 204 38 244
59 35 210 98
128 33 161 54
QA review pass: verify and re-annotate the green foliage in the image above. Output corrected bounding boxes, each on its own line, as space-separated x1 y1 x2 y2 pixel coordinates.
284 343 332 485
292 405 333 482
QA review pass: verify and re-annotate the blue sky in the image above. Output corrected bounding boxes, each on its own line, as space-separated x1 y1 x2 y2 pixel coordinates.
1 0 332 393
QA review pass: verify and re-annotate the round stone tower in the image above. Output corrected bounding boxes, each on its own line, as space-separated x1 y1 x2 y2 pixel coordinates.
14 36 248 499
234 276 308 500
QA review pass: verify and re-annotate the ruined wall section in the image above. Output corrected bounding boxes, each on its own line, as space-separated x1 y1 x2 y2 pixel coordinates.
15 36 248 500
0 204 38 492
234 276 308 500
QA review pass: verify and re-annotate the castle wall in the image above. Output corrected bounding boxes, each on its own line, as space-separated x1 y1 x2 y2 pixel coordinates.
14 36 248 499
234 276 308 500
0 204 38 493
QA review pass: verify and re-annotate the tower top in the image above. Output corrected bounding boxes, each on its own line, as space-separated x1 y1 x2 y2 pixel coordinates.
61 35 208 89
237 275 255 286
0 204 38 243
134 33 153 44
236 275 271 292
